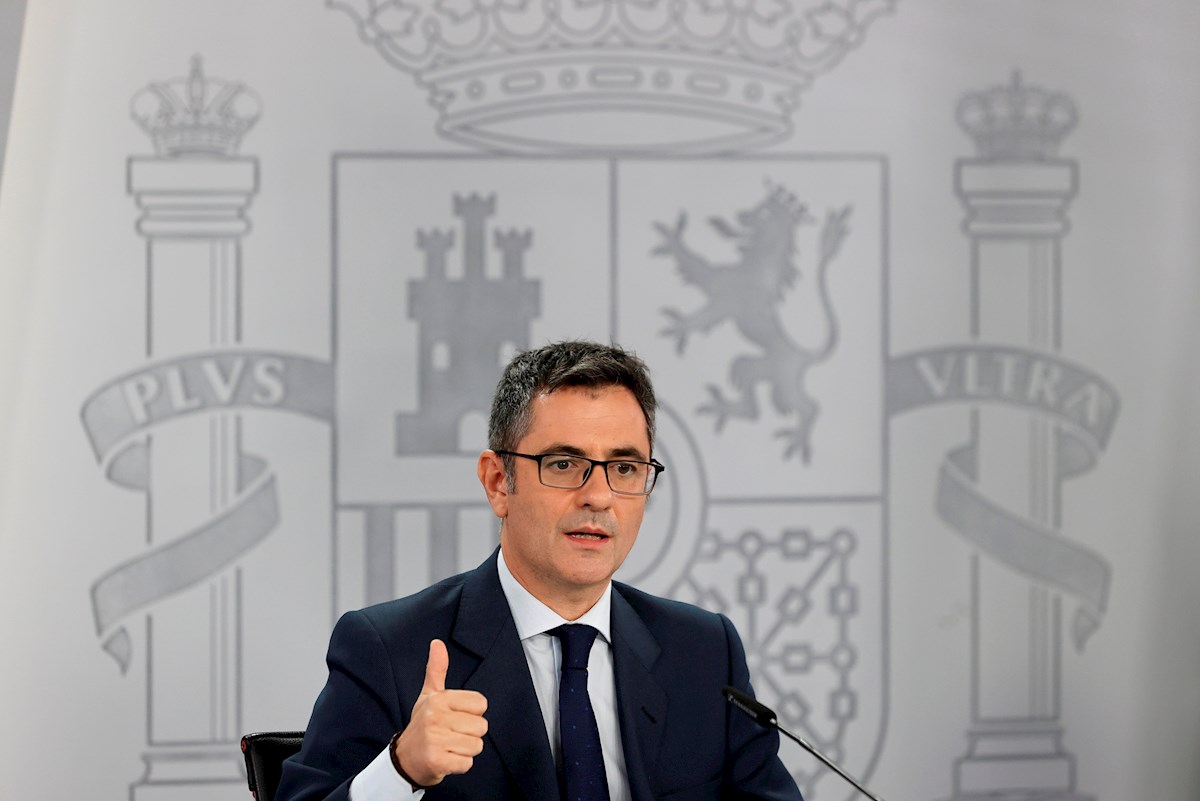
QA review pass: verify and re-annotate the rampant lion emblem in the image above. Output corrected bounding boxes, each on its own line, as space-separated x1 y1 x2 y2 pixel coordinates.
653 184 851 462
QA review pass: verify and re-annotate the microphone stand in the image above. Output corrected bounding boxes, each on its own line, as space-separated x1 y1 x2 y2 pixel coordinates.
723 686 885 801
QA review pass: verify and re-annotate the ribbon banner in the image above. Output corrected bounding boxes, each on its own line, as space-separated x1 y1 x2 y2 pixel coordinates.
80 350 334 671
888 344 1119 648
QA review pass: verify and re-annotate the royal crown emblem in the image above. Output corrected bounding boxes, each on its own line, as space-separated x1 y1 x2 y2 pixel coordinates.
956 71 1077 161
131 56 262 157
330 0 896 153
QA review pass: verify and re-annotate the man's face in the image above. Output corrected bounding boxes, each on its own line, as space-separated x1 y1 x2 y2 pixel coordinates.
478 384 651 617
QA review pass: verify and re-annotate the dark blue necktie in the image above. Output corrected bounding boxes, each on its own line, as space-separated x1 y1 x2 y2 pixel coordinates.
549 624 610 801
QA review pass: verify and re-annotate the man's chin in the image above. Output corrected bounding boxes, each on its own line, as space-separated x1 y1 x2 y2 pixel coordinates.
558 553 619 586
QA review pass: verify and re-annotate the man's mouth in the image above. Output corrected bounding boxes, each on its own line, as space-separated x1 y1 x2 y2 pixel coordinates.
566 529 610 541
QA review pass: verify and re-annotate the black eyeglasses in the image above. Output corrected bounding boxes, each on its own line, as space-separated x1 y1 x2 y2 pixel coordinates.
495 450 665 496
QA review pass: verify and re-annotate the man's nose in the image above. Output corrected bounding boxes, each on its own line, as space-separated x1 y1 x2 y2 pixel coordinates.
576 465 614 507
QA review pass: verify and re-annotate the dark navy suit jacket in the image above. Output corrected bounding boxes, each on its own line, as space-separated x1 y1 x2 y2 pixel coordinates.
276 551 802 801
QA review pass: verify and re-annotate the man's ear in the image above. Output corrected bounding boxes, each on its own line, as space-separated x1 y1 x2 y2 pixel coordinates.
477 450 510 518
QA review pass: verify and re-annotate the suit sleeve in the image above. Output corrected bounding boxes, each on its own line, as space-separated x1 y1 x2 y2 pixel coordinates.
275 610 408 801
719 613 805 801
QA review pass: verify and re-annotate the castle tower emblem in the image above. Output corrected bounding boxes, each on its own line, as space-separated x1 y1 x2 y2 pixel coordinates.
396 193 540 453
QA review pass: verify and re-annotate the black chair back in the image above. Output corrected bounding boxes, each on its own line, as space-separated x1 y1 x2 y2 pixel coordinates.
240 730 304 801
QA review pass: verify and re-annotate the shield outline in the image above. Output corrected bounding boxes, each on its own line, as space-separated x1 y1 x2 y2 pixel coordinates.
328 151 891 800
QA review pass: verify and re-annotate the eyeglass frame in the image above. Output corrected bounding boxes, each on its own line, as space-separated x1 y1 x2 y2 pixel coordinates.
493 450 666 496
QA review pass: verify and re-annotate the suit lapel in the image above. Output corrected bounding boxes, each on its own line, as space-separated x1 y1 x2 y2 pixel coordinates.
453 553 558 801
611 587 667 801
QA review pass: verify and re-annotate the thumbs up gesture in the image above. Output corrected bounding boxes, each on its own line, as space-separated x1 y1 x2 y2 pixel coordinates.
393 639 490 788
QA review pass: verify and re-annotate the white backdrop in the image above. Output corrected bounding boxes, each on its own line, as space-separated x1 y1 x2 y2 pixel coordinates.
2 1 1199 800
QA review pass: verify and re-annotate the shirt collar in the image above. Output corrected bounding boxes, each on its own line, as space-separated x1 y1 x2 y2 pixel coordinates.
496 547 612 644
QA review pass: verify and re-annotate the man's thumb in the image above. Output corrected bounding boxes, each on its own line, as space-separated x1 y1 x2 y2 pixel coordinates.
422 638 449 693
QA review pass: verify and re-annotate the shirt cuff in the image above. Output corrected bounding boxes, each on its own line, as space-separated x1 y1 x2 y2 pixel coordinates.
348 744 425 801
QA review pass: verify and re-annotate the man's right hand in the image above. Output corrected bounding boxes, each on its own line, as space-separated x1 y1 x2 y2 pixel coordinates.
393 639 489 788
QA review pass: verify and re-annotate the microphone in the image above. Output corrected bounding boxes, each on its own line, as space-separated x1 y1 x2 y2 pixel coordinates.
722 685 885 801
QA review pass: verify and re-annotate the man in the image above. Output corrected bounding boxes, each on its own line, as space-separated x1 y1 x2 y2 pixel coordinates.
276 341 802 801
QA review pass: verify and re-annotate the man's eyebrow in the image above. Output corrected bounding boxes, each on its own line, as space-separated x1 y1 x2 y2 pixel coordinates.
541 444 649 461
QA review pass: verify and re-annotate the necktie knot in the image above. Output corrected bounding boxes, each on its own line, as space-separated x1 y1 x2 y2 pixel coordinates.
550 624 599 670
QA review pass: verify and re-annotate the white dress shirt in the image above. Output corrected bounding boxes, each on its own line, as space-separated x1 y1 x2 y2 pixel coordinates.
349 550 631 800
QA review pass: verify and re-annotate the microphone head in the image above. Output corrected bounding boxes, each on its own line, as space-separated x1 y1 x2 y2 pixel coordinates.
721 685 778 729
